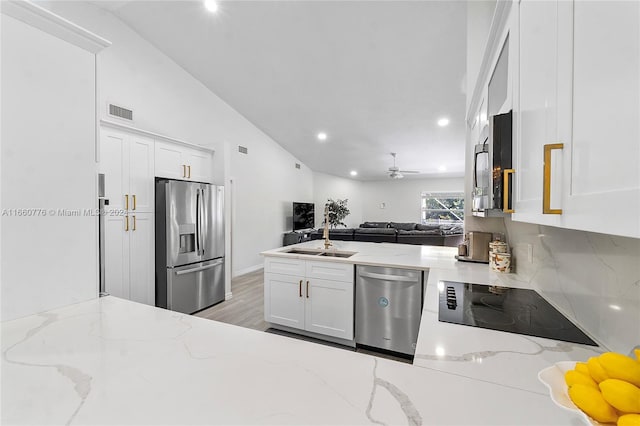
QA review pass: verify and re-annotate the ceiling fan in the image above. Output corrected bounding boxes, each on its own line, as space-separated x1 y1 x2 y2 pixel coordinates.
387 152 419 179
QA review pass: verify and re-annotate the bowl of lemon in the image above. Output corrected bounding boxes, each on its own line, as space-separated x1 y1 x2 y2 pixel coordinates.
538 349 640 426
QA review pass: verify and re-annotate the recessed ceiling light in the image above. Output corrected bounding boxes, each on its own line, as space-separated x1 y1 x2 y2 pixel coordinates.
609 304 622 311
350 170 357 176
317 132 327 141
438 165 447 172
437 118 450 127
204 0 218 13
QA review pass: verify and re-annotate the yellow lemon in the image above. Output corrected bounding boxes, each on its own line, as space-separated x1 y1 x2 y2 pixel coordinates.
600 379 640 414
600 353 640 387
565 370 599 389
618 414 640 426
575 362 590 375
588 356 611 383
569 384 619 423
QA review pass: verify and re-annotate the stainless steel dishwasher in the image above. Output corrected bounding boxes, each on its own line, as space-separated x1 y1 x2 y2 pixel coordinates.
355 265 424 356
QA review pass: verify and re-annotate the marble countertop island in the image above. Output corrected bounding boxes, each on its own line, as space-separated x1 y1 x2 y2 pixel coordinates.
2 242 602 425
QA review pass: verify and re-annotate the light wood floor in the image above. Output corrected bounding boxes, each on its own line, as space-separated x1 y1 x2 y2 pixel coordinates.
195 269 269 331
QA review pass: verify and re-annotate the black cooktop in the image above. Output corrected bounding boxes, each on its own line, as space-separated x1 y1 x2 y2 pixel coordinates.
438 281 597 346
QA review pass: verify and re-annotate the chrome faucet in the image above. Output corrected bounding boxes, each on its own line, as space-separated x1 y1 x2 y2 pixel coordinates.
323 204 332 249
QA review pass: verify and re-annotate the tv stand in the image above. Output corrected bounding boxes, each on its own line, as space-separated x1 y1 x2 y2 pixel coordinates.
283 230 314 246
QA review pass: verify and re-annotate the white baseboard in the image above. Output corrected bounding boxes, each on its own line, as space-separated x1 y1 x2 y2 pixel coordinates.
233 263 263 278
225 292 233 300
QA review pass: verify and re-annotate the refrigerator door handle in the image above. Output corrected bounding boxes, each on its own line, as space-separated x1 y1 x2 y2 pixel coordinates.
200 188 205 257
195 188 201 255
175 260 224 275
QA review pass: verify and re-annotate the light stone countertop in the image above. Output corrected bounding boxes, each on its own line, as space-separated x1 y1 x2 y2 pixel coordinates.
1 241 601 425
3 296 583 426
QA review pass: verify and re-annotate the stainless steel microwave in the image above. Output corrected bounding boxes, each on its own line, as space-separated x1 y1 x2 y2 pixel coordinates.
472 110 513 217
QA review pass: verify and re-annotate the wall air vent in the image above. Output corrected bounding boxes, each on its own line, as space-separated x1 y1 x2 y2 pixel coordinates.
238 145 248 154
108 104 133 121
295 163 301 169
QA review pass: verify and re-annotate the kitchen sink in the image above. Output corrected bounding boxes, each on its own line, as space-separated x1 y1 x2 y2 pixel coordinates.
284 248 356 258
318 252 355 258
285 249 323 255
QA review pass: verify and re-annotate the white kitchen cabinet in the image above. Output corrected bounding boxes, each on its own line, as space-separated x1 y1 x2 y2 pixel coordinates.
155 140 214 183
264 257 354 340
104 212 154 306
512 0 639 238
1 4 110 321
100 127 155 213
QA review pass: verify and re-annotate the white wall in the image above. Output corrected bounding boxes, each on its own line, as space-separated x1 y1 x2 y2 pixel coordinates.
312 172 364 228
38 2 315 282
361 178 464 223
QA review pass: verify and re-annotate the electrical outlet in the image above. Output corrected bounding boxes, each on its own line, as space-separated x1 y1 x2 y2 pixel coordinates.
527 244 533 263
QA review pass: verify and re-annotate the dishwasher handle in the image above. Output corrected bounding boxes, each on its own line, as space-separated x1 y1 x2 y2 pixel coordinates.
358 271 418 282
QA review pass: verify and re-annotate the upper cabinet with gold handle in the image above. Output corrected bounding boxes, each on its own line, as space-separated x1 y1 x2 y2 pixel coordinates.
543 143 563 215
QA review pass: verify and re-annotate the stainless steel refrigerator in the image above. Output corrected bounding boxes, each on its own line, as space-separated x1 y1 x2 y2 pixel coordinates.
155 179 225 314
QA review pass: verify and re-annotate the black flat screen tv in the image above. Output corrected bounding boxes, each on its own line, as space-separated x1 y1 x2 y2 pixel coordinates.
293 202 315 231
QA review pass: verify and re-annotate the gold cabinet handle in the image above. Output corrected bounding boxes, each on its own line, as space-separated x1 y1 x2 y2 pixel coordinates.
187 165 191 179
132 215 136 231
125 215 129 232
132 194 136 211
182 164 187 178
543 143 564 214
299 280 302 298
306 280 309 298
125 194 129 210
503 169 515 213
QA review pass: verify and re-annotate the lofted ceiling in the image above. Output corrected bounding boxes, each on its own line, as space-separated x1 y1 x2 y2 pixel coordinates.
103 0 468 180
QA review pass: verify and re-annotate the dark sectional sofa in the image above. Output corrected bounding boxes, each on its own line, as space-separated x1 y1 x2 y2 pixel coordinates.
311 222 464 247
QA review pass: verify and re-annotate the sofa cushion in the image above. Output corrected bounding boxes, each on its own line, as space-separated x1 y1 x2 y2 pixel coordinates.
329 228 354 234
397 229 440 235
416 224 441 232
389 222 417 231
354 228 396 235
359 222 389 229
440 224 464 235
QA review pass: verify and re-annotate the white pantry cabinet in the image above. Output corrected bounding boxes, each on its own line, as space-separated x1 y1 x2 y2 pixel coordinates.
104 212 154 305
512 0 639 238
155 140 214 183
264 257 354 340
100 126 155 306
0 3 110 321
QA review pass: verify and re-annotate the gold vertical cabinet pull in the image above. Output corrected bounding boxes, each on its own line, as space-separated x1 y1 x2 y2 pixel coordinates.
306 281 309 298
125 194 129 210
182 164 187 178
132 194 137 210
543 143 564 214
125 215 129 232
132 215 136 231
299 280 302 297
503 169 515 213
187 165 191 179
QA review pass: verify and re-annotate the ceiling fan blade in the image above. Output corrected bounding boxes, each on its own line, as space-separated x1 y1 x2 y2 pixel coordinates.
398 170 419 174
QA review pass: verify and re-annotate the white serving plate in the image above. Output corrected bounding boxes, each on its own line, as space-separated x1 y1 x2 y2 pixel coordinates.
538 361 602 426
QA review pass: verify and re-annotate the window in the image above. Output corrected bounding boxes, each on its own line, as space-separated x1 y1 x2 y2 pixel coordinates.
421 192 464 225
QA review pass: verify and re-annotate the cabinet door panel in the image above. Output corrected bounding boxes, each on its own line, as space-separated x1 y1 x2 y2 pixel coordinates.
264 257 305 276
129 213 155 305
513 0 562 226
104 215 129 299
129 135 155 213
155 141 185 180
305 278 354 340
185 149 213 183
264 273 304 329
562 1 640 238
305 261 353 282
100 130 129 212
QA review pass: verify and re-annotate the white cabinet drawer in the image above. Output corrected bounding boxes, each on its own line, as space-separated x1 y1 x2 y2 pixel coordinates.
264 257 305 276
305 260 353 282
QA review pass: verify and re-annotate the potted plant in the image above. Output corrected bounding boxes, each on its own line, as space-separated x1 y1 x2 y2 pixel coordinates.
325 199 350 228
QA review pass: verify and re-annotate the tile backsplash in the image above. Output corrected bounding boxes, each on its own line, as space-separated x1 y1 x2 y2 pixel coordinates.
502 217 640 354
